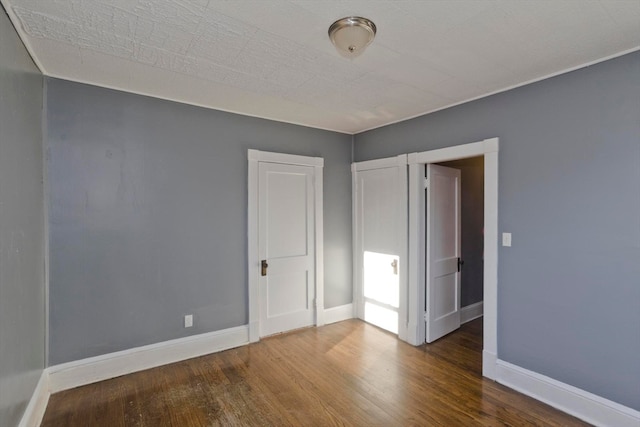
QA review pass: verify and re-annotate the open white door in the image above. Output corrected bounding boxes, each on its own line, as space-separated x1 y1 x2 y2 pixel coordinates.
426 164 462 343
353 155 407 337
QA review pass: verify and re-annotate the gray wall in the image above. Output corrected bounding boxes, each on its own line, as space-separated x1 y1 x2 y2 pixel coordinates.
439 157 484 307
46 78 352 364
0 8 45 427
355 52 640 410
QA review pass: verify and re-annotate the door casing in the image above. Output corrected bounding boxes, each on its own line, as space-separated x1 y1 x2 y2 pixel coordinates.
408 137 499 379
248 149 324 343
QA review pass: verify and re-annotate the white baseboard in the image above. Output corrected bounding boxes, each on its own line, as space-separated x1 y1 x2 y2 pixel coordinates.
18 370 50 427
461 301 483 324
249 321 260 343
28 321 640 427
48 325 249 393
495 359 640 427
482 350 497 380
324 303 354 325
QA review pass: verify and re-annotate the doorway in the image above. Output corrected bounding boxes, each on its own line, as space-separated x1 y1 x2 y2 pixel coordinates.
430 156 484 342
408 138 499 379
247 150 325 342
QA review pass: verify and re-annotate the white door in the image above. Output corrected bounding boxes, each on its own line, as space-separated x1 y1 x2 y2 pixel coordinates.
258 162 315 337
426 164 462 343
353 155 407 336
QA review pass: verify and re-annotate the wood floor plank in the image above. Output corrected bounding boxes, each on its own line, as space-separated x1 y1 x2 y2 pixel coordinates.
41 319 590 426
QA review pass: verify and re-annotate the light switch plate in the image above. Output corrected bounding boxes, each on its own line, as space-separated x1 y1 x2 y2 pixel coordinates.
502 232 512 247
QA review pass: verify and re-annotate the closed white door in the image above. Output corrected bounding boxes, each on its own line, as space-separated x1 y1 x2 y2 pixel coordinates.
258 162 315 337
426 164 462 343
354 156 407 336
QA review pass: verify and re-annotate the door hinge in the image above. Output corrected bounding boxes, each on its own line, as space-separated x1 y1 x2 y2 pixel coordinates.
423 178 429 189
423 312 428 321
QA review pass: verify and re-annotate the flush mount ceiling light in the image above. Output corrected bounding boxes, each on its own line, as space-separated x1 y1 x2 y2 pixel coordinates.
328 16 377 58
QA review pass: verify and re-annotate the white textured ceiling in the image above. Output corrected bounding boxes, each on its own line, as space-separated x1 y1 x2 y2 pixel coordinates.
3 0 640 134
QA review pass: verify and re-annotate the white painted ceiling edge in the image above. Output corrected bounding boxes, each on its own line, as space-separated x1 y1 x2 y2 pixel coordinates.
3 0 640 135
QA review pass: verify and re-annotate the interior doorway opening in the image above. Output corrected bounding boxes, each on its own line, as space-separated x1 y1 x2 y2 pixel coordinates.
424 156 484 376
407 137 499 380
436 156 485 322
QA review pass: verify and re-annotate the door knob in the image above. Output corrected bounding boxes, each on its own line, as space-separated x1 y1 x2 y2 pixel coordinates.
261 260 268 276
391 259 398 275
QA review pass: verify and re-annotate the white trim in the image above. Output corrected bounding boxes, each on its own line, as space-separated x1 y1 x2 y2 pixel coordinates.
351 165 359 323
351 154 406 172
247 149 323 167
406 161 424 345
18 370 50 427
409 138 498 164
48 325 249 393
247 150 260 343
397 155 409 341
408 137 499 380
314 163 325 327
460 301 483 324
357 47 640 134
483 146 499 364
324 304 354 325
482 350 498 380
495 360 640 427
247 149 324 340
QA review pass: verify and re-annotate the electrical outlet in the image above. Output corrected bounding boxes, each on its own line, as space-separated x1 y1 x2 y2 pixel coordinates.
502 232 512 247
184 314 193 328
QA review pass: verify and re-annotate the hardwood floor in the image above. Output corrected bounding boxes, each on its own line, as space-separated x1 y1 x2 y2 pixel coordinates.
41 319 589 426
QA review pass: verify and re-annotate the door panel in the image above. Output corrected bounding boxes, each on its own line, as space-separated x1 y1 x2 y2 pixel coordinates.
433 275 457 319
267 270 309 316
426 164 461 343
360 168 398 253
259 162 315 337
433 173 457 258
265 171 308 257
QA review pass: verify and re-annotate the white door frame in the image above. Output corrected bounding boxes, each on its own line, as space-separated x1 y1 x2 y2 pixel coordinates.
407 137 499 379
352 154 408 341
248 149 324 343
